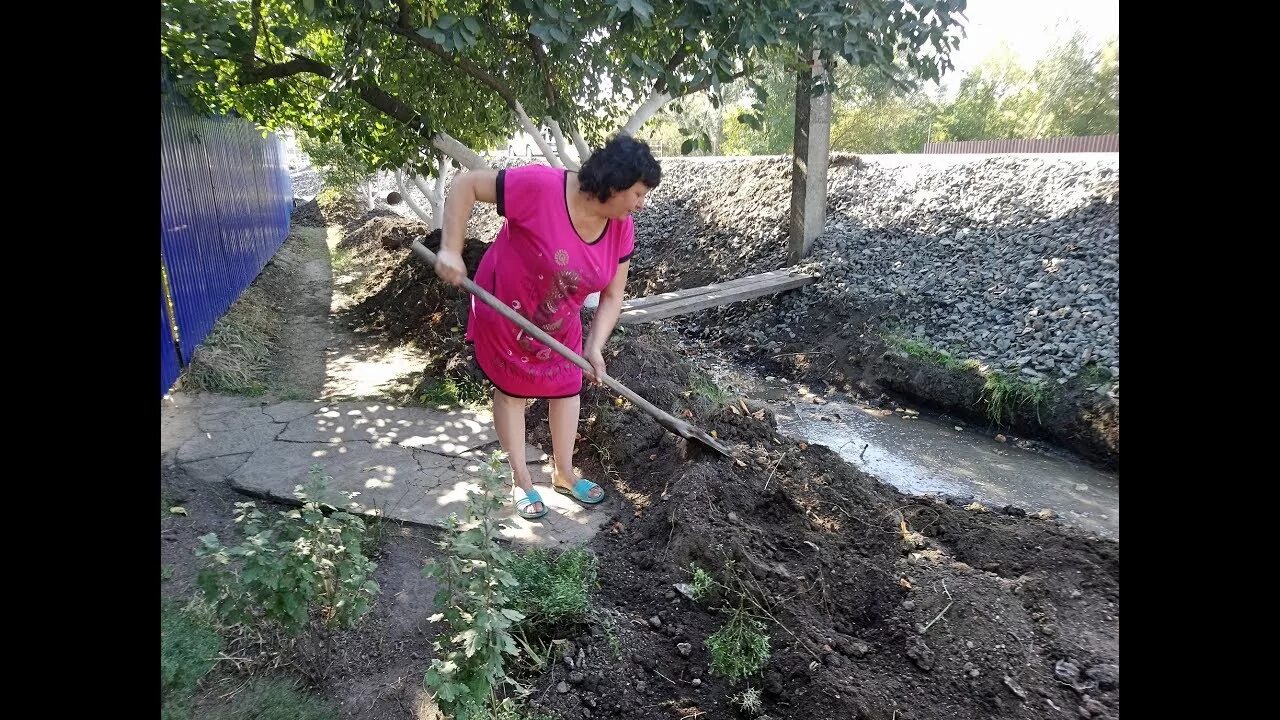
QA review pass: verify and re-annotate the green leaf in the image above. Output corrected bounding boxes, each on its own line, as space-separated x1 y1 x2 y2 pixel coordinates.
680 137 696 155
437 15 458 30
435 680 464 702
501 632 520 655
417 27 446 44
455 628 479 656
462 17 481 34
633 5 654 23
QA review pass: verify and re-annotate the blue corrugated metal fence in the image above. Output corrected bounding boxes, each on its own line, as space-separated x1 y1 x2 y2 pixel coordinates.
160 90 292 397
161 285 181 398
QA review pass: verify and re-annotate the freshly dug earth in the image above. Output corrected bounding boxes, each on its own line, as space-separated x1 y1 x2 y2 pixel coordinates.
337 216 491 399
520 331 1119 720
292 198 327 227
298 215 1119 719
164 209 1118 720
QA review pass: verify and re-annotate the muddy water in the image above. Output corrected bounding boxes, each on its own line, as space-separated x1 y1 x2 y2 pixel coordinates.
698 354 1119 540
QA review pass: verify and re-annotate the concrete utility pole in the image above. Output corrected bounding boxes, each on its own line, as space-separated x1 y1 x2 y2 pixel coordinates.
789 49 832 264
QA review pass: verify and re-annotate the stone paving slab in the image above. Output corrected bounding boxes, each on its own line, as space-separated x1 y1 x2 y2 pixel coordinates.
164 392 607 548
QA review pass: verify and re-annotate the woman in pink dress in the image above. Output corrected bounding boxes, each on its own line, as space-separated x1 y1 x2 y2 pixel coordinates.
433 135 662 519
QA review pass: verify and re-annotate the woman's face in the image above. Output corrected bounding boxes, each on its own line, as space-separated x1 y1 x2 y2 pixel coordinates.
604 181 652 219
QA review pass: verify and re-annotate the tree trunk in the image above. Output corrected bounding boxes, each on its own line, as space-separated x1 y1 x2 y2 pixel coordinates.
431 155 447 229
410 172 445 231
515 102 560 166
621 91 674 136
570 126 592 163
547 118 580 170
395 169 434 227
432 132 490 170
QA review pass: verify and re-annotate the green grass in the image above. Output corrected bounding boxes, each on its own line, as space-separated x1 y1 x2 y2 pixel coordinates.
881 331 1057 426
182 304 276 395
981 371 1055 425
706 608 772 681
361 514 396 559
330 244 353 272
416 374 490 409
882 332 980 372
205 678 340 720
161 599 224 720
275 387 312 402
690 373 733 406
1079 362 1111 386
510 547 598 635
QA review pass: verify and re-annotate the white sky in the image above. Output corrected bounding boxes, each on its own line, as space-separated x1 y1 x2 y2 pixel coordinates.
945 0 1119 80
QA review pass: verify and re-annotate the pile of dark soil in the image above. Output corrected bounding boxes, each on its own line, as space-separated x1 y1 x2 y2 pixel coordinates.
519 331 1119 720
339 220 491 399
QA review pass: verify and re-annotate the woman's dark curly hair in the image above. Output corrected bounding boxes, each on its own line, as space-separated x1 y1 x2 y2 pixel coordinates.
577 134 662 203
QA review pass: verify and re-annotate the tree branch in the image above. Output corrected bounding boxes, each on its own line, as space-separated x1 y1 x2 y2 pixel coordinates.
249 0 263 55
653 45 689 95
620 90 673 136
393 0 412 29
240 56 489 170
245 55 427 129
386 19 526 114
527 33 562 112
687 67 750 96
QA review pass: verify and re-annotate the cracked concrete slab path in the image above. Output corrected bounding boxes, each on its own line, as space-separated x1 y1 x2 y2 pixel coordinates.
162 391 608 548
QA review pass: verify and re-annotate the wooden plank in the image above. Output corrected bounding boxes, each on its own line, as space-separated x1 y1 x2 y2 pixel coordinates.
622 269 807 313
618 273 817 324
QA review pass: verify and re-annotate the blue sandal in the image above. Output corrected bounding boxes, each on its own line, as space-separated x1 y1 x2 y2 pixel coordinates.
554 478 605 505
514 486 548 520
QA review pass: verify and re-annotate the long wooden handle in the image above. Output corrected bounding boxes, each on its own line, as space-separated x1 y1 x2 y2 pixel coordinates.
407 238 683 428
